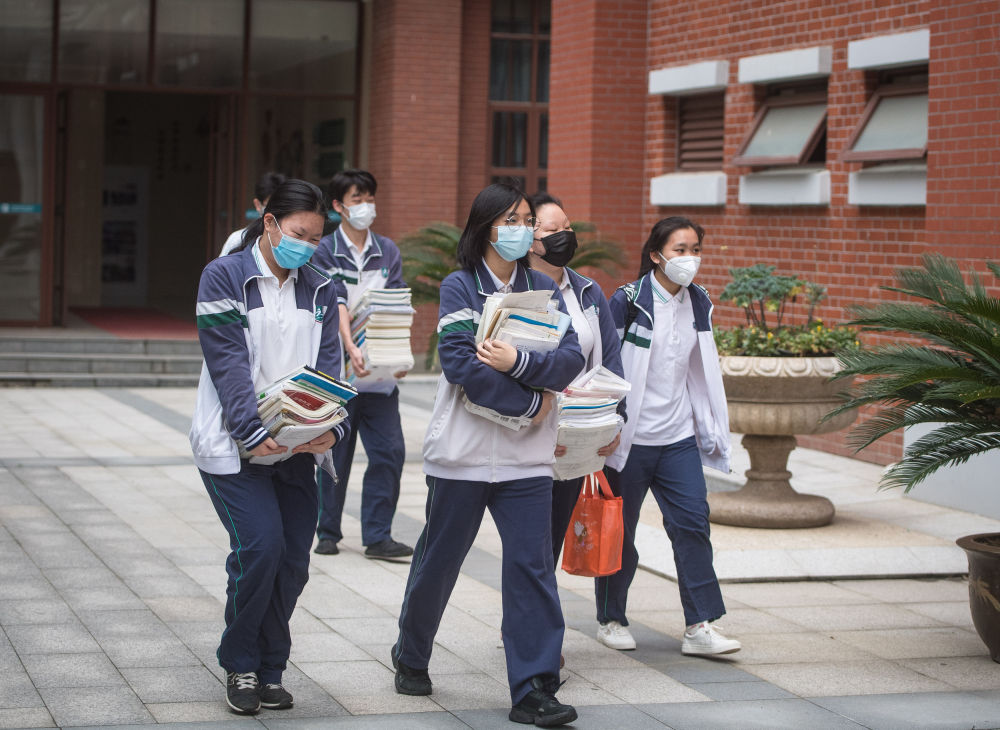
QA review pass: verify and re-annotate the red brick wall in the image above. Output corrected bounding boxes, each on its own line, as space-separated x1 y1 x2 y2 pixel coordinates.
548 0 649 295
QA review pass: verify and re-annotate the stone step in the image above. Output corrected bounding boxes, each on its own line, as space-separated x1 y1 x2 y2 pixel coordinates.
0 372 200 387
0 352 203 375
0 337 201 356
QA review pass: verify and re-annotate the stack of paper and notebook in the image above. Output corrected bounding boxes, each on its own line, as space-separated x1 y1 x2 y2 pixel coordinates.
241 365 357 465
463 290 572 430
347 288 415 395
554 365 630 480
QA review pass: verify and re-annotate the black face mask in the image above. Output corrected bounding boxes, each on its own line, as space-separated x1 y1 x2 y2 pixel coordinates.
539 229 578 267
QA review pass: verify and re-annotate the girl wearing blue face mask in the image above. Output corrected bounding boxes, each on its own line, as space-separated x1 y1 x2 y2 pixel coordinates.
190 179 348 716
391 183 584 727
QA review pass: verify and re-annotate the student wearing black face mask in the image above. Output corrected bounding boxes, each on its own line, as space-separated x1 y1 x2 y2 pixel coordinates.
526 193 625 602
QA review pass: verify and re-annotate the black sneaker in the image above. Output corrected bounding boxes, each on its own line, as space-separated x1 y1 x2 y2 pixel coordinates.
225 671 260 715
259 682 293 709
391 645 432 696
365 539 414 562
509 676 577 727
314 539 339 555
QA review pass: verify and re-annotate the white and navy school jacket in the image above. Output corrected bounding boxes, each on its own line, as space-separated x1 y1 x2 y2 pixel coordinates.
312 227 406 312
422 259 586 482
190 244 348 475
605 273 731 474
565 266 625 378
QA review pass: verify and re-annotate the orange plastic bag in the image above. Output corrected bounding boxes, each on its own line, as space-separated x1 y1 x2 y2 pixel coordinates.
561 471 624 577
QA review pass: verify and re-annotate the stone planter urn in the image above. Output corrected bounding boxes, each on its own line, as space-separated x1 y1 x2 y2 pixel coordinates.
707 355 857 528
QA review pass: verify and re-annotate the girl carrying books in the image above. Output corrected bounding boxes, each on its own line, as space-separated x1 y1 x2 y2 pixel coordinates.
595 216 741 657
190 179 348 715
391 183 583 727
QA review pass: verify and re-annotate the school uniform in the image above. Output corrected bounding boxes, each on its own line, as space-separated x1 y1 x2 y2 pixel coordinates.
596 272 731 628
190 241 346 684
549 267 625 566
311 225 407 547
394 259 584 704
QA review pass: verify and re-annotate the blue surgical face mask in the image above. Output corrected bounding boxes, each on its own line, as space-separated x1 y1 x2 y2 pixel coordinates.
267 216 317 269
491 225 533 262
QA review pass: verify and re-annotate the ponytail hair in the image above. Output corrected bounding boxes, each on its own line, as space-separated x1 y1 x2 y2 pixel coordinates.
637 216 704 278
231 179 327 253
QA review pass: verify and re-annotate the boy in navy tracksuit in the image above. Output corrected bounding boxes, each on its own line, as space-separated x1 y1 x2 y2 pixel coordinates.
190 180 349 714
311 170 413 561
392 184 583 727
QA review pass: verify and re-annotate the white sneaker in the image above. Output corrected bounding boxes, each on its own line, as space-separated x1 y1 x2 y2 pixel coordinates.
596 621 636 651
681 621 741 655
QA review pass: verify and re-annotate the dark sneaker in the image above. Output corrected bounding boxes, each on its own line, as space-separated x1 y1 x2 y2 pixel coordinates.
365 539 413 562
225 671 260 715
391 646 432 696
509 676 577 727
259 683 293 709
314 538 339 555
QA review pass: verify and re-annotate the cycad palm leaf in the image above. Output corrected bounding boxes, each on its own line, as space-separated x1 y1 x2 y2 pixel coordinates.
881 424 1000 492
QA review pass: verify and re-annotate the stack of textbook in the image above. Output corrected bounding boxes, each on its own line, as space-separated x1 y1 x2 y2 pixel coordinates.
347 288 415 394
553 365 630 480
241 365 357 465
463 290 572 430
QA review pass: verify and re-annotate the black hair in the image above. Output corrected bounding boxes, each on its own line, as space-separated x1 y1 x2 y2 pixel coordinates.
456 183 535 271
528 191 563 210
637 216 705 278
329 169 377 203
254 171 287 203
234 179 327 253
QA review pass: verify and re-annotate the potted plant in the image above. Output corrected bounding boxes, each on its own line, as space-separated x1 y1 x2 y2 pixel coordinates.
826 254 1000 662
709 264 860 528
399 220 624 370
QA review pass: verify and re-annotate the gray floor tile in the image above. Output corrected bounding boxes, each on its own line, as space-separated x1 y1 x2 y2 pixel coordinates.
638 698 867 729
22 653 126 689
120 665 223 703
814 689 1000 729
686 680 796 701
36 686 154 727
0 600 76 625
649 659 760 684
456 704 669 729
5 623 100 655
59 585 147 612
0 707 55 728
0 671 43 710
44 566 124 590
2 578 58 601
263 713 465 729
99 637 202 668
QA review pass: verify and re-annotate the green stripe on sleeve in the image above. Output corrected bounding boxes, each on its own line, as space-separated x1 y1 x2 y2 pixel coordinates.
197 310 248 329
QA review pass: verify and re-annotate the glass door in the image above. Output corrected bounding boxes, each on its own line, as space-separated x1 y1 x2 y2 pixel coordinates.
0 92 47 323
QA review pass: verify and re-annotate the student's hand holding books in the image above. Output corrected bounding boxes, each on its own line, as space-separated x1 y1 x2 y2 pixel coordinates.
476 338 518 372
250 437 287 458
531 391 555 425
346 341 371 378
291 430 337 454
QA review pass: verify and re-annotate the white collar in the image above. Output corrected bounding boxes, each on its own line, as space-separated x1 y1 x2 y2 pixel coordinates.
483 257 516 292
651 272 683 303
338 223 373 256
252 239 299 282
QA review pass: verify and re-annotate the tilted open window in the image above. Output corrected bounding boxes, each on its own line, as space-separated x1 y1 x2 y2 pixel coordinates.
733 83 827 167
842 69 928 163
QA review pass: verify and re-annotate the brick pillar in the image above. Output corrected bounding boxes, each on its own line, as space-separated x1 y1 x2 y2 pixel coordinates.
368 0 463 242
548 0 648 291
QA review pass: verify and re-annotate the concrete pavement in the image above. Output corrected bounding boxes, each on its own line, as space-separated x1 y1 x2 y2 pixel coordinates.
1 379 999 728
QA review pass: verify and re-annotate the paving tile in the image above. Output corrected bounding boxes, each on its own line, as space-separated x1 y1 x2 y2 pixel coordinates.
144 596 223 623
732 631 876 665
903 601 975 628
59 586 147 612
685 680 795 701
0 600 76 625
419 671 510 710
765 603 945 632
456 703 670 729
830 627 988 660
99 637 202 668
571 666 710 704
21 653 126 689
1 578 58 601
5 623 100 655
747 659 954 696
833 577 969 604
43 566 123 590
638 698 866 729
289 632 371 663
36 686 153 727
293 659 396 696
813 689 1000 729
145 701 259 724
333 691 443 716
120 665 223 703
0 707 55 728
0 671 43 709
721 581 875 608
122 573 211 599
898 656 1000 690
265 711 465 728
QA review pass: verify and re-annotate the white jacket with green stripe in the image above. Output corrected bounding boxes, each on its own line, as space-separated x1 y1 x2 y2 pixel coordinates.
605 273 731 474
189 245 346 475
422 259 586 482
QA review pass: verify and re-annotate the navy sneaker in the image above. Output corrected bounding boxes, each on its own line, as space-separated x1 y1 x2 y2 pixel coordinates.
391 645 432 695
509 676 577 726
225 671 260 715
